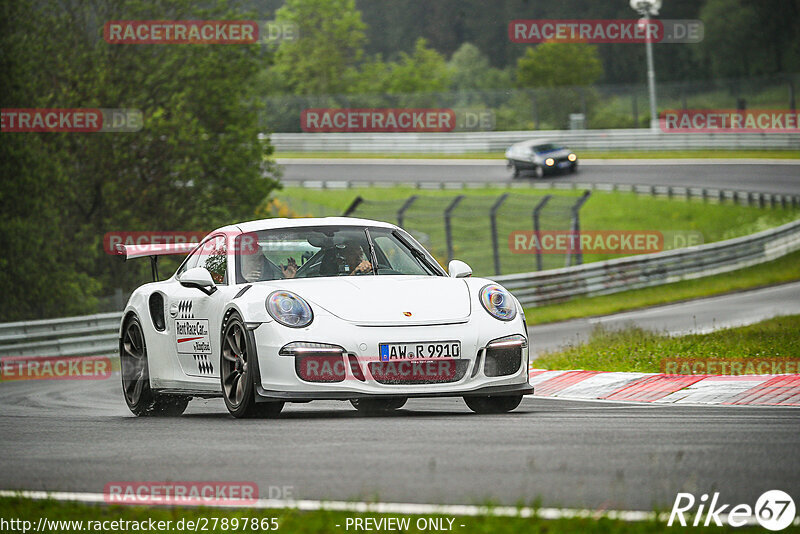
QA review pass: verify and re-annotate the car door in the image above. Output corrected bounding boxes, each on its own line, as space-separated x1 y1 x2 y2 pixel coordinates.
167 234 231 379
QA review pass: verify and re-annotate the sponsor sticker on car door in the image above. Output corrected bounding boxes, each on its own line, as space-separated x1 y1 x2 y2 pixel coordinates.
175 319 211 355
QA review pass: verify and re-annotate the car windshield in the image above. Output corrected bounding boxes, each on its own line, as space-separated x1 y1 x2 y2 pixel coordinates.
235 226 442 283
532 143 561 153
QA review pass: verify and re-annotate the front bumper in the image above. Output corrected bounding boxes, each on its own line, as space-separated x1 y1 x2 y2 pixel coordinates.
249 312 531 401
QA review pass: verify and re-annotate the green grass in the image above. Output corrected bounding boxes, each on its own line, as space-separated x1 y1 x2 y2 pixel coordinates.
274 149 800 159
534 315 800 373
525 249 800 325
0 496 756 534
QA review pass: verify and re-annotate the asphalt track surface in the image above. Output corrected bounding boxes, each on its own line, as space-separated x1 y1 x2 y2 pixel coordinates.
2 159 798 513
277 158 800 195
1 377 799 512
528 281 800 355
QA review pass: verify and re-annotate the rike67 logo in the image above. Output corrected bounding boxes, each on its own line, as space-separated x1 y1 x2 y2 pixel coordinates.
669 490 796 530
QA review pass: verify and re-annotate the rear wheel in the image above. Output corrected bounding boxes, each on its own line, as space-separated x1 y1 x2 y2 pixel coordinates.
463 395 522 414
221 313 284 419
350 397 407 414
534 165 544 179
120 315 189 416
511 164 520 178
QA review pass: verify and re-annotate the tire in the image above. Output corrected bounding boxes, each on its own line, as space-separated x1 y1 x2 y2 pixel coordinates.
569 163 578 174
534 165 544 179
350 397 407 414
120 315 189 417
463 394 522 414
220 313 283 419
511 164 520 178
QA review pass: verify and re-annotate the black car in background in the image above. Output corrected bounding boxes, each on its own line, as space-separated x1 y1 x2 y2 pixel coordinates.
505 139 578 178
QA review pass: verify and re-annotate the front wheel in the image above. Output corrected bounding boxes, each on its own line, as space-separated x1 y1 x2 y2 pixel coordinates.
463 395 522 414
534 165 544 179
120 315 189 416
511 163 520 178
221 313 283 419
350 397 407 414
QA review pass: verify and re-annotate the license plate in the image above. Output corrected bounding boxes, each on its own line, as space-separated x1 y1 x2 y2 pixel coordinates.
379 341 461 362
558 161 570 168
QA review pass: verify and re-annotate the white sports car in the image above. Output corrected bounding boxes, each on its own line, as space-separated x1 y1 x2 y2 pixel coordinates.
117 217 532 418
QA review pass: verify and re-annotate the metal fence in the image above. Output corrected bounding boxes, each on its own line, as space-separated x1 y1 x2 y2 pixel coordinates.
0 312 120 358
344 192 590 276
270 129 800 153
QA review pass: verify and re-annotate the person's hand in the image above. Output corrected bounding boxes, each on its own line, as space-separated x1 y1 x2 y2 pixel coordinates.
245 269 261 282
282 257 298 279
351 259 372 275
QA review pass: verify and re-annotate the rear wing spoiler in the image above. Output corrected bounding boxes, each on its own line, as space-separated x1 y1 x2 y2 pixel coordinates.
115 242 199 260
115 242 199 281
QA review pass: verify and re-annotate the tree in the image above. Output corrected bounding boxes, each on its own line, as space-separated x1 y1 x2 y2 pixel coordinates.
271 0 366 95
516 43 603 88
0 0 280 321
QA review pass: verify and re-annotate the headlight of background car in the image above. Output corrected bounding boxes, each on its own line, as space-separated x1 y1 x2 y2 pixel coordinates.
545 157 555 166
479 284 517 321
267 291 313 328
568 153 577 162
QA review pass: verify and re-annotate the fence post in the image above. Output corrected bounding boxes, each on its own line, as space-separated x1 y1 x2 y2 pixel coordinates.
490 193 510 276
343 196 364 216
566 190 592 267
397 195 418 228
444 195 465 263
532 195 552 272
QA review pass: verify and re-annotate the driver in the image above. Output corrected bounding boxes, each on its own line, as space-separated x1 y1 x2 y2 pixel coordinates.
340 243 373 275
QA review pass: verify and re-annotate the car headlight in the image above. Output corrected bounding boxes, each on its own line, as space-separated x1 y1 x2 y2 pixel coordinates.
479 284 517 321
267 291 313 328
545 158 555 166
568 153 577 162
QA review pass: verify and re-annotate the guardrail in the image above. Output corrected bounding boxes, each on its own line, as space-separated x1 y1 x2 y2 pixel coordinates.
1 213 798 359
282 180 800 209
494 218 800 306
0 312 121 358
270 129 800 153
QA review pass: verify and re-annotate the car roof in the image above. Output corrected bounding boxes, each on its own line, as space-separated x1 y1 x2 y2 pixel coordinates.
511 138 558 148
217 216 399 235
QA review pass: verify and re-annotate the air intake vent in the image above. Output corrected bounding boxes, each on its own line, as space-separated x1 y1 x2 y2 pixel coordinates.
148 293 166 331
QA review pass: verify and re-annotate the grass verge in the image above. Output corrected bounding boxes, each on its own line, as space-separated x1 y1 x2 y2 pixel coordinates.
525 249 800 325
274 149 800 160
0 496 740 534
534 315 800 373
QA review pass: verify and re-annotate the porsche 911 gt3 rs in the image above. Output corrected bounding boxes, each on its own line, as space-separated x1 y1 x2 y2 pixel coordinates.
117 217 532 418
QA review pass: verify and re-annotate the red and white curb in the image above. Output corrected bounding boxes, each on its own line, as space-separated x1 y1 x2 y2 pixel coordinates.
529 369 800 406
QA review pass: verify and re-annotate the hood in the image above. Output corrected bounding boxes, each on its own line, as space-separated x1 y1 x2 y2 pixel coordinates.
279 276 471 325
535 147 571 159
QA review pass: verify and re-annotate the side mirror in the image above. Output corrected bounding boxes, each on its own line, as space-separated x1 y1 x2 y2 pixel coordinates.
448 260 472 278
179 267 217 295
